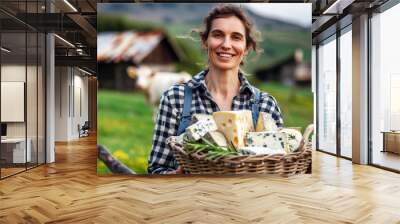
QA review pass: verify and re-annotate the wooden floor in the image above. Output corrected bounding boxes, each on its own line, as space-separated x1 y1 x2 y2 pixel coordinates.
1 163 45 178
1 135 400 223
1 167 26 178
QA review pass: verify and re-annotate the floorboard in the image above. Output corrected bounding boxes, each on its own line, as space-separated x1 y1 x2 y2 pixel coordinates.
1 135 400 223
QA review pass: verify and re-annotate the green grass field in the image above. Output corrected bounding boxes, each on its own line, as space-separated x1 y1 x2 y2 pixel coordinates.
97 83 313 174
97 90 154 174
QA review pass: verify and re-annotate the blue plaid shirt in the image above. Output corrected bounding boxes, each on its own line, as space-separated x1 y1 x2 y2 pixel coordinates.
148 70 284 174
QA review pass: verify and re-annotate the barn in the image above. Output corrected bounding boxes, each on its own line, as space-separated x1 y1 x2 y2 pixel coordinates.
254 49 311 86
97 31 184 91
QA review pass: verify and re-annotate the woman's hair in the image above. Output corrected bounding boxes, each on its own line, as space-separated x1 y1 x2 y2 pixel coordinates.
199 4 260 53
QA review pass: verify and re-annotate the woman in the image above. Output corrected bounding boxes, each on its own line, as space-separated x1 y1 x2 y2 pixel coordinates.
148 5 284 174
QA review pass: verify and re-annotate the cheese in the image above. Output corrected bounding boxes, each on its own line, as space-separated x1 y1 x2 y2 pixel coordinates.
191 114 214 124
213 110 254 149
166 133 186 145
202 131 228 147
185 118 217 141
245 131 288 152
256 112 278 132
279 128 303 152
239 146 287 155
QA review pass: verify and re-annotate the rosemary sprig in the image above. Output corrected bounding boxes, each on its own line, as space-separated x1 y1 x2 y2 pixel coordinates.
184 140 239 158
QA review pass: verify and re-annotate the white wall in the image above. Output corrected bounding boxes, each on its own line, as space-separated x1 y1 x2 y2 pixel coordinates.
1 65 26 138
55 67 89 141
55 66 69 141
0 65 42 138
1 64 46 164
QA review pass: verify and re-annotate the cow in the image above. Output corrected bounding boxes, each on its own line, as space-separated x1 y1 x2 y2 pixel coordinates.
127 66 192 120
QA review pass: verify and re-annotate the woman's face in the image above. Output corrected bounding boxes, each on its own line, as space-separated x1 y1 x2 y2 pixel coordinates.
204 16 249 71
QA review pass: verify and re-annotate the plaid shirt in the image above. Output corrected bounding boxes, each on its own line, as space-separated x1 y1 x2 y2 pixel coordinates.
148 70 284 174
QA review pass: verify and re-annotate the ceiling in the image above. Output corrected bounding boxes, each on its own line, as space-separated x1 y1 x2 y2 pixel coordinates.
0 0 97 73
309 0 389 43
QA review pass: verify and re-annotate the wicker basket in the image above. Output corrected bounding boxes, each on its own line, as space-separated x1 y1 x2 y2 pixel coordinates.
167 125 314 176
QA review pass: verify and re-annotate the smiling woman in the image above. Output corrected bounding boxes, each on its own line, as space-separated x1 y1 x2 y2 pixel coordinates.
148 4 285 174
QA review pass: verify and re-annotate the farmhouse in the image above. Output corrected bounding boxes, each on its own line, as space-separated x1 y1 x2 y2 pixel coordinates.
97 31 184 91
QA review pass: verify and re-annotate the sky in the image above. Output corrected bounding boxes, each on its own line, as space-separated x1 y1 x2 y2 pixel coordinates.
244 3 312 28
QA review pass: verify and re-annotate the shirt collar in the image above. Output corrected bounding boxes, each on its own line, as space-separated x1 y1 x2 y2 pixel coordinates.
187 69 255 96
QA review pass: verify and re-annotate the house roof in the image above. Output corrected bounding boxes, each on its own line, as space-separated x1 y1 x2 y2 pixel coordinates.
97 31 180 64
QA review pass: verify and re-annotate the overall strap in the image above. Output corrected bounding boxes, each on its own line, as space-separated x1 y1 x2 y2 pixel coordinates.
177 84 192 135
251 87 261 129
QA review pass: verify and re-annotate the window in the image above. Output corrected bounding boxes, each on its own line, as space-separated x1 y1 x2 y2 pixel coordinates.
339 27 352 158
370 3 400 171
0 1 46 179
317 35 337 154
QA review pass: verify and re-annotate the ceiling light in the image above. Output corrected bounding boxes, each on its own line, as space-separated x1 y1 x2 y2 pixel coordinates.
1 47 11 53
63 0 78 12
54 34 75 48
76 48 85 55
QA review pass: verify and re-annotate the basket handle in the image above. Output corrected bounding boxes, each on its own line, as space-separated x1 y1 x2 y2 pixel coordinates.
302 124 314 146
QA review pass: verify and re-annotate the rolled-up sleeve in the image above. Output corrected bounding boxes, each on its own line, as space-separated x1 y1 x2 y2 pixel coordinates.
148 92 180 174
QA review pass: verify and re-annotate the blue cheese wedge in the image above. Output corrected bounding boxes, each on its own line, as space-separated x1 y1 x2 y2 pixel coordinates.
245 131 288 153
185 118 217 141
239 146 287 155
191 114 214 124
256 112 278 132
202 131 228 147
279 128 303 152
213 110 254 149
